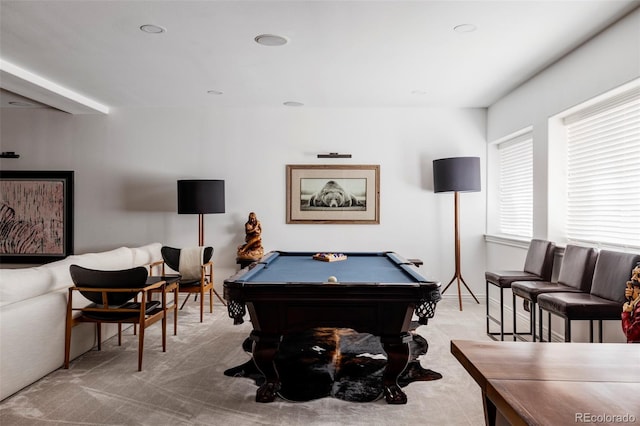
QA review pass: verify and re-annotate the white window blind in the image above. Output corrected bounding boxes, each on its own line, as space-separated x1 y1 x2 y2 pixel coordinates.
498 133 533 237
564 87 640 248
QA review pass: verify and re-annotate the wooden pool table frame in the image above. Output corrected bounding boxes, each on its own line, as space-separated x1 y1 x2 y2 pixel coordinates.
224 251 441 404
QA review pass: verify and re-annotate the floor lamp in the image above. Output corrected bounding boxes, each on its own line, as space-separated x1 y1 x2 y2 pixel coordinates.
177 179 225 305
177 179 225 246
433 157 481 311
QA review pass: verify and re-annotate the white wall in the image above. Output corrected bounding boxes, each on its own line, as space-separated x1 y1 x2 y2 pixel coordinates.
487 8 640 240
485 8 640 342
1 106 487 300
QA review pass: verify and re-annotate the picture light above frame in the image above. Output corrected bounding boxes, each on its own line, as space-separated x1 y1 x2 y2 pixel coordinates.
317 153 352 158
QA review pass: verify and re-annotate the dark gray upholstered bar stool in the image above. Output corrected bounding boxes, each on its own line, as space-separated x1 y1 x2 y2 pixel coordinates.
537 250 640 342
485 239 556 341
511 244 597 341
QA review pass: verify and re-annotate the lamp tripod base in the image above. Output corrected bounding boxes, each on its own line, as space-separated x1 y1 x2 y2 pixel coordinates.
441 191 481 311
195 213 227 307
441 272 480 311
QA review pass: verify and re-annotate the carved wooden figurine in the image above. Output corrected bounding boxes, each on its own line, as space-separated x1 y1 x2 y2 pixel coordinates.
622 264 640 343
237 212 264 261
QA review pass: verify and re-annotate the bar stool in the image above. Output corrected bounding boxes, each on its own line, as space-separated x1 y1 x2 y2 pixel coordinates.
511 244 597 341
485 239 555 341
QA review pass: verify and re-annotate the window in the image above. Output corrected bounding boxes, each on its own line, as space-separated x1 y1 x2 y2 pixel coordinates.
564 87 640 248
497 132 533 238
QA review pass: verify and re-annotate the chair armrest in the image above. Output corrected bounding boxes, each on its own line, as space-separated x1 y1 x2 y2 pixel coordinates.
70 280 166 308
147 260 165 275
71 280 166 293
201 261 214 281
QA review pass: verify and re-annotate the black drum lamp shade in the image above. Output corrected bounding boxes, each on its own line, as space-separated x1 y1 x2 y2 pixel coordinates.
432 156 481 311
433 157 481 193
178 180 225 214
177 180 225 245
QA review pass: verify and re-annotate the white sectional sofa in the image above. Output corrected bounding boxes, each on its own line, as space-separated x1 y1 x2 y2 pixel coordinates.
0 243 162 400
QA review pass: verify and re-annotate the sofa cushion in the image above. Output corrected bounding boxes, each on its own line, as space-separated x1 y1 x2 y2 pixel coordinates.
71 247 134 271
0 244 161 308
0 266 54 307
0 256 80 307
131 243 162 267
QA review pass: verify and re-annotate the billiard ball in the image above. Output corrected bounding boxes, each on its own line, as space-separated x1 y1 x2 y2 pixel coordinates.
327 276 338 283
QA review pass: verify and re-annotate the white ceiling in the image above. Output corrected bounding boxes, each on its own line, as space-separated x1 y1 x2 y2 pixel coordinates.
1 0 638 113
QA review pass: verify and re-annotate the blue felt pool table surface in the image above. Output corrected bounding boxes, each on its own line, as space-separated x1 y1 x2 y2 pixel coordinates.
235 251 429 284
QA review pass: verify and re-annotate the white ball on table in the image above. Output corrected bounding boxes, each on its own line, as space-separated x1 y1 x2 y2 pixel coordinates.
327 276 338 283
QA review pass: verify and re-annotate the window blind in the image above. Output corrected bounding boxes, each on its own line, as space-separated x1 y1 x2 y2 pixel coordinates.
564 87 640 248
498 132 533 238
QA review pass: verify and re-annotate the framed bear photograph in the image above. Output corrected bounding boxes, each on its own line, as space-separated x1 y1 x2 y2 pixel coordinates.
286 164 380 224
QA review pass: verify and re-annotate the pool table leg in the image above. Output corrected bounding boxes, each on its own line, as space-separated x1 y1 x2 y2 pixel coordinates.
381 333 412 405
251 331 282 403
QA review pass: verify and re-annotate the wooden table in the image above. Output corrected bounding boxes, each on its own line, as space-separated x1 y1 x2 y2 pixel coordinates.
451 340 640 426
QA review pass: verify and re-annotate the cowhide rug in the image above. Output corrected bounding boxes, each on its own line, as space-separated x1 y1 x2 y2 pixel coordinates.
224 327 442 402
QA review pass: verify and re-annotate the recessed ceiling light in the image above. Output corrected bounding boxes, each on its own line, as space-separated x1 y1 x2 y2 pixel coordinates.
8 101 33 107
140 24 166 34
454 24 477 33
283 101 304 107
207 90 224 95
255 34 288 46
411 90 427 95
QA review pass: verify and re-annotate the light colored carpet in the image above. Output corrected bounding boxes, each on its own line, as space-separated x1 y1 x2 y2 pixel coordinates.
0 296 490 426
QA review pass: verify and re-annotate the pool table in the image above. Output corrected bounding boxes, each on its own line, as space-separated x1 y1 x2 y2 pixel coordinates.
224 251 441 404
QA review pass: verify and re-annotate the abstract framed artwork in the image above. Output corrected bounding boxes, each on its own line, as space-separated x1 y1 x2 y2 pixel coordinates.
286 164 380 224
0 170 74 263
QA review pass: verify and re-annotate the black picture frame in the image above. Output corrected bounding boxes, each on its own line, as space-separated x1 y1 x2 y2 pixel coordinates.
0 170 74 263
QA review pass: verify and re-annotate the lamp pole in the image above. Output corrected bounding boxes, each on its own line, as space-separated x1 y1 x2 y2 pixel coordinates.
440 192 480 310
198 213 205 246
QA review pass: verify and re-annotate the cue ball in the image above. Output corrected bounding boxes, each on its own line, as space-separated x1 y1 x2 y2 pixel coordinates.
327 276 338 283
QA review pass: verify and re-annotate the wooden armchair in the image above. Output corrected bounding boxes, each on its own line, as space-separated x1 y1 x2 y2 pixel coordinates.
65 265 167 371
158 246 224 322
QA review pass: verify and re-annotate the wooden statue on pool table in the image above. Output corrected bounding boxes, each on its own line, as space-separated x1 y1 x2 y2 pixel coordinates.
237 212 264 262
622 263 640 343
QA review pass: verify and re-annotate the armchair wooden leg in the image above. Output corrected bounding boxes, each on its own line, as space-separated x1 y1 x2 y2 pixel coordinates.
138 325 145 372
64 321 72 369
64 290 73 369
162 314 167 352
97 323 102 351
209 288 213 313
200 289 205 322
173 287 178 335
